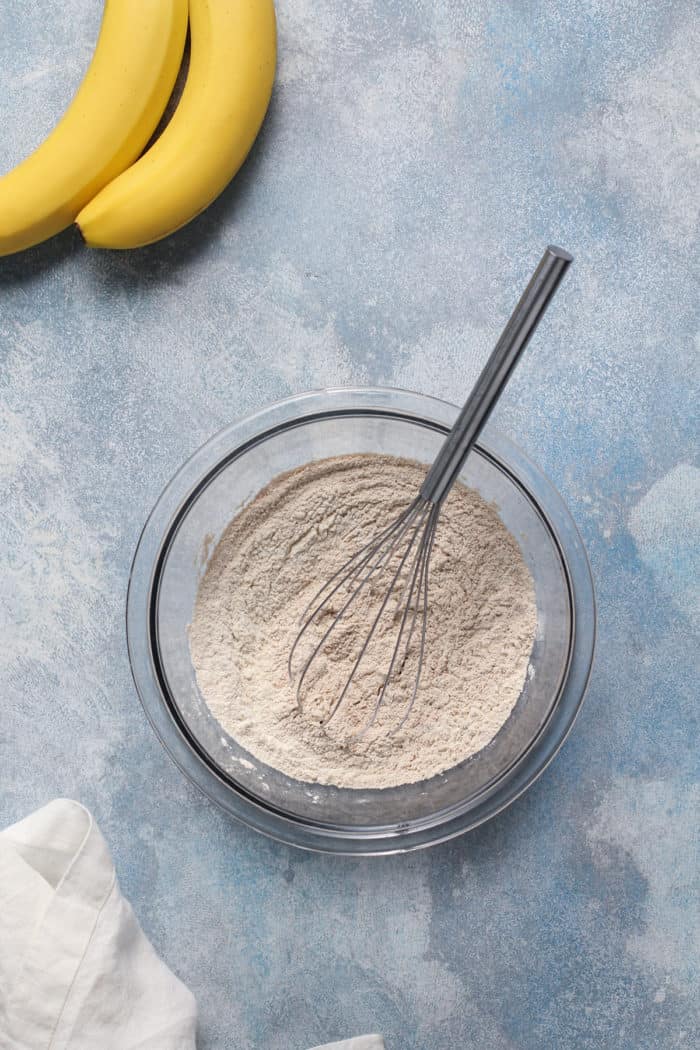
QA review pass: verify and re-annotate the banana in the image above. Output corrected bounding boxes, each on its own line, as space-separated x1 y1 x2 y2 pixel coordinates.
77 0 277 249
0 0 188 257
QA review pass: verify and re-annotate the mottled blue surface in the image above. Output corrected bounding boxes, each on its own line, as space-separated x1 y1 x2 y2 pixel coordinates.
1 2 698 1048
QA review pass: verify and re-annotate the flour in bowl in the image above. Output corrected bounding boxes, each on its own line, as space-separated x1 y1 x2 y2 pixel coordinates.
189 454 537 789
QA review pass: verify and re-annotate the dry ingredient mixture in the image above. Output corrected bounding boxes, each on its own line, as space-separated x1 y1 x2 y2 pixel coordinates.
189 454 537 789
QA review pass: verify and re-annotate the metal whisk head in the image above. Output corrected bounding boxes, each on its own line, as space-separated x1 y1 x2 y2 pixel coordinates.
288 246 572 735
288 495 441 735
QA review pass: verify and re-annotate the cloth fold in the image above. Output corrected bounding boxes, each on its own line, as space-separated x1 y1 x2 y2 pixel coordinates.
1 799 196 1050
0 800 383 1050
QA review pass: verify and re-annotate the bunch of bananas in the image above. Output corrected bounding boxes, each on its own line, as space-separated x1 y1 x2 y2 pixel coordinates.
0 0 276 255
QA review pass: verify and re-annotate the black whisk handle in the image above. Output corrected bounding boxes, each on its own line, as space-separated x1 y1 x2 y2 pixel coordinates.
420 245 572 506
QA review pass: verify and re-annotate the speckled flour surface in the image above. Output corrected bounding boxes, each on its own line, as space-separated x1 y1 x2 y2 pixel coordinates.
189 454 536 788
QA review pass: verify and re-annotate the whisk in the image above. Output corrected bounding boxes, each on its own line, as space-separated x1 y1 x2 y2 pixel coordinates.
289 246 573 734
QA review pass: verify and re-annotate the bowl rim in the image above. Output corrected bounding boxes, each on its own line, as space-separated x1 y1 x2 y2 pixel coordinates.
126 386 596 855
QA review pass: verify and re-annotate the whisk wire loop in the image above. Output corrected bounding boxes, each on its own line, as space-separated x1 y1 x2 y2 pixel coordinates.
290 497 428 707
323 497 433 724
357 502 440 738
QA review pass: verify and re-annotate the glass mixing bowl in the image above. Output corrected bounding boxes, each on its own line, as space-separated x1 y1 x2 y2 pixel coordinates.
127 388 595 854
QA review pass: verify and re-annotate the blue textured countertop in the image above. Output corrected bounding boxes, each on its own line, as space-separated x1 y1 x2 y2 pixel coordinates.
1 3 697 1048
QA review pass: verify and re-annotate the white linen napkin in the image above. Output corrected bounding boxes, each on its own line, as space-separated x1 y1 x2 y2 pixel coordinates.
0 800 383 1050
